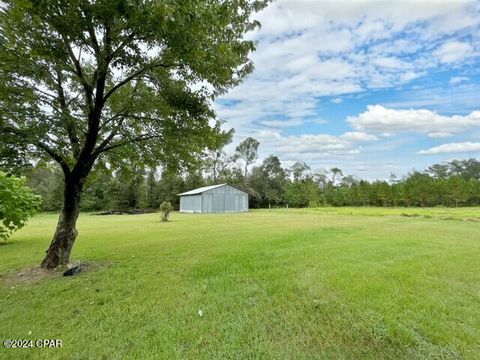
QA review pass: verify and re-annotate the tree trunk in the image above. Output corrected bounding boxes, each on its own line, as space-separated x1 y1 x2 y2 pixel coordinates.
41 174 84 269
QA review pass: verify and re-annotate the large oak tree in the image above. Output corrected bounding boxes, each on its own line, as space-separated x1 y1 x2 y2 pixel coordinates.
0 0 267 268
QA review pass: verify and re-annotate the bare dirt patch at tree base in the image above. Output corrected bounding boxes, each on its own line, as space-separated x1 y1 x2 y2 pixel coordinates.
2 261 111 285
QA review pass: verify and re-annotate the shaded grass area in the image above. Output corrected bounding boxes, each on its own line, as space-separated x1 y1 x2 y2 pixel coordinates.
0 210 479 359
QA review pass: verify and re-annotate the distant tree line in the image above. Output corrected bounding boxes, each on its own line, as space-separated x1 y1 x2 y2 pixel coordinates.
248 156 480 208
18 137 480 211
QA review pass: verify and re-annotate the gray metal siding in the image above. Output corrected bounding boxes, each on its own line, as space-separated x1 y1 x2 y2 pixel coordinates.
212 193 224 212
180 194 202 213
201 193 212 213
225 194 248 212
180 184 248 213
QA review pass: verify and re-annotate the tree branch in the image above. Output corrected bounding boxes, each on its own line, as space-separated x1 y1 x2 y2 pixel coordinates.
103 62 177 103
61 35 94 111
95 112 129 154
55 70 80 158
94 134 161 155
94 129 119 155
36 142 71 175
80 7 101 57
2 126 71 175
110 32 136 58
72 22 113 171
99 112 125 130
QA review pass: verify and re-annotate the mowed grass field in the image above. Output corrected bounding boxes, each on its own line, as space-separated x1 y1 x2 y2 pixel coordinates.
1 208 479 359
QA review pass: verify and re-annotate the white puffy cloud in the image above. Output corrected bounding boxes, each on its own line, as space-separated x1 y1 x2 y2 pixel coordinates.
428 132 453 138
253 130 378 159
449 76 469 85
372 57 409 69
434 41 475 63
347 105 480 137
213 0 480 179
215 0 480 137
340 132 378 142
418 142 480 154
259 118 305 128
380 83 480 113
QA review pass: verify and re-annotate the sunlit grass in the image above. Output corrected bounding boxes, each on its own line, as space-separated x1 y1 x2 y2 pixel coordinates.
1 209 479 359
261 206 480 220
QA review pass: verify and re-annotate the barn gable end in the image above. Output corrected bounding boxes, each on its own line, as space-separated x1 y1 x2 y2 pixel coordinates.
178 184 248 213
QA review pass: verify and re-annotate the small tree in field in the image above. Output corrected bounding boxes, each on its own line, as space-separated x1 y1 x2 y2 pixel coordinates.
159 201 173 222
0 0 268 268
0 172 42 241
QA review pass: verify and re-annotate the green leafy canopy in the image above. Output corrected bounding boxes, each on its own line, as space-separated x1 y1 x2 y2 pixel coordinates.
0 0 269 174
0 172 42 241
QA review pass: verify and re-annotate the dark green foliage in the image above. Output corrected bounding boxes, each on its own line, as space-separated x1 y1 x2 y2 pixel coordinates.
23 156 480 211
249 155 286 207
0 172 41 240
23 162 64 211
108 167 146 210
246 157 480 208
80 167 116 211
145 169 160 209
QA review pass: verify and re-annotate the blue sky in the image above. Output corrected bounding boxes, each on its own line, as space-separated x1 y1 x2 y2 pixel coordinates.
213 0 480 180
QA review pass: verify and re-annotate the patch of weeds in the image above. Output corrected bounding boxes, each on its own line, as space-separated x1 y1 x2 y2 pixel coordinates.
406 327 461 360
407 342 460 360
462 217 480 222
371 321 390 342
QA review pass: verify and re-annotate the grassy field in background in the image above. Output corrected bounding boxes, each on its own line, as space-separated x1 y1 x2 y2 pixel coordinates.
1 209 479 359
270 206 480 220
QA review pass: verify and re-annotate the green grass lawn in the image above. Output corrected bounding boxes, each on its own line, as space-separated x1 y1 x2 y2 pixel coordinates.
1 209 479 359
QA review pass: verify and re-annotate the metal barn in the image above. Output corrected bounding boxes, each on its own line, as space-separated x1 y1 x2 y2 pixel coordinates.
178 184 248 213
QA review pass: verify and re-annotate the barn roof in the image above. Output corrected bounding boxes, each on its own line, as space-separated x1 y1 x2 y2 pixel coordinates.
177 184 248 196
178 184 227 196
